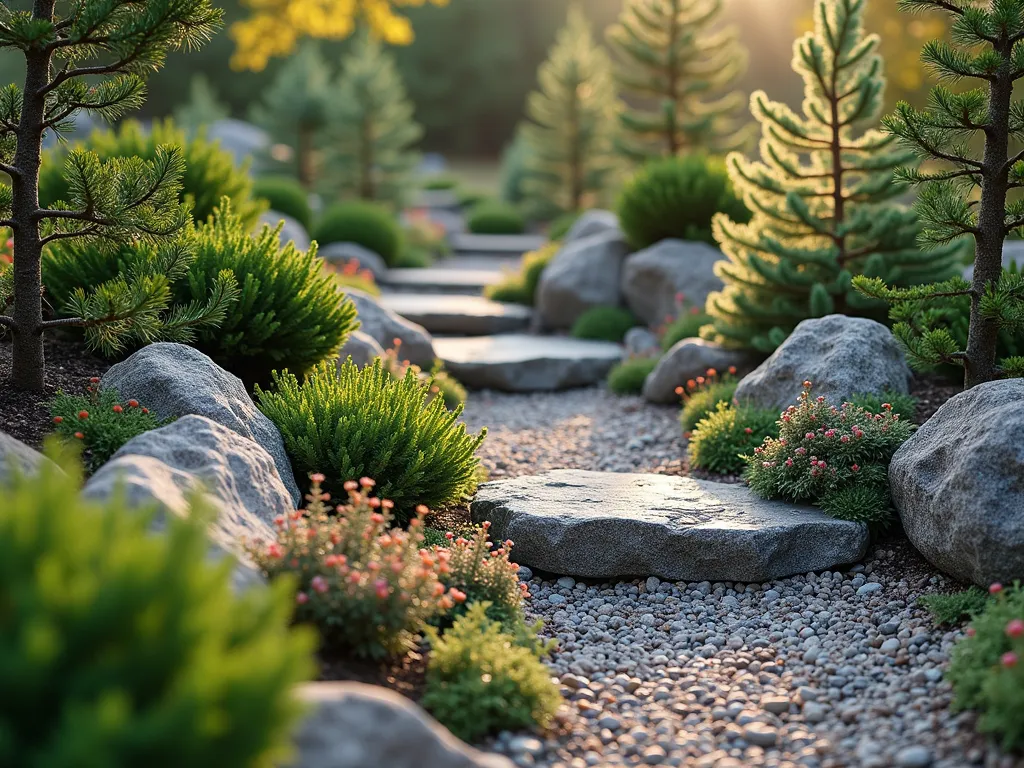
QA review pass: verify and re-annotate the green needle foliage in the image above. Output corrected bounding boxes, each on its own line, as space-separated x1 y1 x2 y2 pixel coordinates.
920 588 991 627
705 0 964 353
607 0 752 160
252 175 313 231
0 448 316 768
521 3 621 216
570 305 638 342
607 356 659 395
852 0 1024 387
320 35 422 208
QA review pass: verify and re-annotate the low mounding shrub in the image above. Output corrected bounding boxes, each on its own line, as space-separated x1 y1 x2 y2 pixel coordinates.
548 210 582 241
678 368 739 431
421 174 459 191
252 475 459 659
847 390 918 422
947 582 1024 751
744 382 915 527
421 602 560 743
456 188 491 209
0 449 315 767
256 359 486 521
50 382 167 473
252 175 313 230
313 201 402 265
467 200 526 235
400 213 450 268
381 340 467 410
660 303 713 351
570 306 638 342
920 588 991 627
607 356 658 395
687 401 780 475
485 242 559 306
38 119 263 229
616 154 750 250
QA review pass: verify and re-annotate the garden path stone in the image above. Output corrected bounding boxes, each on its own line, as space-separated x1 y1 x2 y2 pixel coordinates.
318 242 388 279
342 288 436 367
643 338 763 404
379 293 532 335
622 240 725 327
289 682 512 768
381 267 504 295
734 314 911 411
537 229 630 330
101 342 300 504
450 232 547 256
890 378 1024 586
434 335 621 392
337 330 384 368
259 209 310 252
0 431 62 485
471 469 869 581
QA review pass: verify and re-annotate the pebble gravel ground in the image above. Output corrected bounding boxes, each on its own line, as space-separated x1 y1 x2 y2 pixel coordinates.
460 388 1017 768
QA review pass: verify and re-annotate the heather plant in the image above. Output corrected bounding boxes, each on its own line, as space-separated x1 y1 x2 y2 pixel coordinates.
847 390 918 424
252 175 314 230
466 201 526 235
607 356 659 395
485 242 559 306
421 602 561 743
0 448 316 768
570 306 638 342
745 382 916 527
251 475 460 659
678 366 738 431
687 401 779 475
256 359 485 521
920 588 991 627
313 201 402 265
380 339 467 410
49 381 167 473
947 582 1024 751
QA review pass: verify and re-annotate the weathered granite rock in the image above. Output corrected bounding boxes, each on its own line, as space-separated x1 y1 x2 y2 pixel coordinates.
379 294 532 336
563 209 620 244
101 343 300 504
434 335 622 392
643 338 762 404
342 289 436 367
734 315 911 411
963 239 1024 279
622 240 724 327
318 241 388 280
206 118 269 167
623 327 661 358
337 331 385 368
536 230 630 330
0 431 62 485
890 379 1024 587
288 682 512 768
471 470 869 582
259 210 310 252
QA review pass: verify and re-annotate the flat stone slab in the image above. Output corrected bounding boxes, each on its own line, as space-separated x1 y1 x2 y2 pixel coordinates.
379 294 532 335
381 268 504 295
434 335 622 391
471 470 869 582
450 233 547 256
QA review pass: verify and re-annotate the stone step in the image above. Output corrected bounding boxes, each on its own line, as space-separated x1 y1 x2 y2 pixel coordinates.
471 470 869 582
377 294 532 336
433 334 621 391
381 268 504 295
450 233 547 257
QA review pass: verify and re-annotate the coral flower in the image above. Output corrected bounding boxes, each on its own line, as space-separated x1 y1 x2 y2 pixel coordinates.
52 416 63 424
128 399 139 408
78 410 89 420
991 583 1004 595
112 404 123 413
74 431 85 439
310 472 325 484
375 579 390 599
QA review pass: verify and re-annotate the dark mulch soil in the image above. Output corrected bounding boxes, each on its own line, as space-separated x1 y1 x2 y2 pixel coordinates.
0 334 110 449
910 372 963 424
319 645 429 703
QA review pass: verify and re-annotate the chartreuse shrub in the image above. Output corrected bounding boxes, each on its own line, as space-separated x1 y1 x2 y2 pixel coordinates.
421 602 560 743
312 201 402 265
379 341 468 410
38 119 264 229
570 306 638 342
49 382 167 473
467 200 526 235
920 588 990 628
616 155 749 250
0 448 315 767
607 357 659 395
744 382 915 527
252 175 313 231
421 174 459 191
485 242 559 306
947 582 1024 751
687 401 779 475
661 306 713 351
256 359 486 521
679 368 739 431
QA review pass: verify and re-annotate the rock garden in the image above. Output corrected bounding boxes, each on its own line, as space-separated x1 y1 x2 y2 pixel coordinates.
0 1 1023 768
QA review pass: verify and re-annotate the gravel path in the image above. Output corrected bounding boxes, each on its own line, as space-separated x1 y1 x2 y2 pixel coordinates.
461 388 1013 768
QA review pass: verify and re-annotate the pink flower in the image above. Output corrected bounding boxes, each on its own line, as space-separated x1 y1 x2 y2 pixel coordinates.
311 576 328 594
966 627 976 637
851 464 860 472
795 447 807 455
840 435 850 443
359 477 375 488
1006 619 1024 638
744 427 753 434
375 579 389 599
805 432 815 440
990 583 1004 595
785 458 794 467
310 472 325 484
295 592 309 605
1002 651 1019 668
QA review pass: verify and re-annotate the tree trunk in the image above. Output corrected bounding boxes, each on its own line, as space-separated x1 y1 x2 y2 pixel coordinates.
665 0 681 156
967 42 1014 388
297 124 315 190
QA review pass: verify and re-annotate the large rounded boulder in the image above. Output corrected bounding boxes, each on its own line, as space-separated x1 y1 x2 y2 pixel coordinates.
621 239 724 328
536 229 630 331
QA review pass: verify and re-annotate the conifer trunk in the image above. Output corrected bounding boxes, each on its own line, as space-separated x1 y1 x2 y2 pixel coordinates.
569 89 583 211
297 124 315 189
665 0 681 156
359 115 375 200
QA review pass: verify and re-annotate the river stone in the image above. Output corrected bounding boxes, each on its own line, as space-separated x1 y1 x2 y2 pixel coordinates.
342 288 436 367
642 338 762 404
101 343 300 505
734 315 911 411
379 293 532 336
0 431 62 485
288 682 512 768
337 330 385 368
622 240 724 327
435 335 622 392
890 379 1024 586
318 242 388 279
259 209 310 252
471 470 869 581
536 229 630 330
563 209 621 243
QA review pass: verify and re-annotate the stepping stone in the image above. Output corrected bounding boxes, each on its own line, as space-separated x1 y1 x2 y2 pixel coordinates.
471 470 869 582
434 335 621 391
450 233 547 256
381 268 503 295
378 294 532 336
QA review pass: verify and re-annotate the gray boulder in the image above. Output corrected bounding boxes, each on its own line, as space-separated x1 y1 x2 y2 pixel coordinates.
259 210 310 252
342 289 436 367
318 242 389 280
963 239 1024 279
337 331 385 368
206 118 269 167
734 315 911 411
563 209 620 244
890 379 1024 587
536 229 630 330
472 470 868 582
642 338 762 404
623 327 660 358
101 343 300 505
0 431 62 485
288 682 512 768
622 240 724 327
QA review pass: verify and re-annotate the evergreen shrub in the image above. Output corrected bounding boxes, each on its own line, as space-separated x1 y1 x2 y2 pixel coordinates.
920 588 990 627
679 375 738 432
252 175 313 230
313 201 402 265
467 201 526 235
607 357 658 395
485 242 559 306
687 401 779 475
570 306 637 342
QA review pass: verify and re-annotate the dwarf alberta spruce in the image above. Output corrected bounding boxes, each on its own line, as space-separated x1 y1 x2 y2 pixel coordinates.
744 382 914 527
